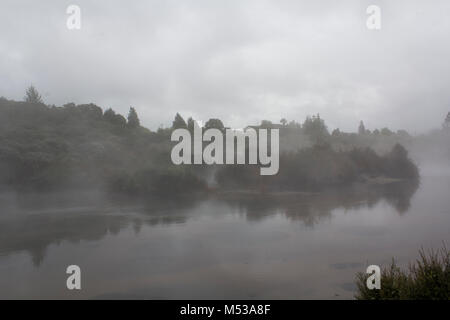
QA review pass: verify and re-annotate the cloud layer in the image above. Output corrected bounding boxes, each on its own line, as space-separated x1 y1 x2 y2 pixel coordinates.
1 0 449 133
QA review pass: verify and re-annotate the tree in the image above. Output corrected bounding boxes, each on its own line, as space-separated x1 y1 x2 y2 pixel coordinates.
389 143 408 160
444 112 450 129
103 108 116 121
172 113 187 129
104 108 126 126
302 114 329 143
260 120 273 128
385 144 419 180
332 128 341 136
397 129 410 137
205 118 224 130
287 120 301 129
187 117 195 132
381 127 393 136
127 107 140 128
358 121 366 135
280 118 287 126
24 85 43 104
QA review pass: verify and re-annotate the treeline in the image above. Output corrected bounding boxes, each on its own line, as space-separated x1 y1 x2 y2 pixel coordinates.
216 143 419 191
0 90 421 196
0 96 205 195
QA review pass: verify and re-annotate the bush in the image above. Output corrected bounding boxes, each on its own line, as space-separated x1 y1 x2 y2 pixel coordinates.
355 245 450 300
107 166 207 197
215 143 419 191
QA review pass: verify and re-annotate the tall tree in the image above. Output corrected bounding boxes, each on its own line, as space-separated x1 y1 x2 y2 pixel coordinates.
358 121 366 135
187 117 195 132
127 107 140 128
172 113 187 129
302 114 329 142
24 85 43 104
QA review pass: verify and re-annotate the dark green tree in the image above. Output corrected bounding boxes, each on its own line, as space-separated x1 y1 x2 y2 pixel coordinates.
172 113 187 129
127 107 140 128
24 85 43 104
205 118 225 130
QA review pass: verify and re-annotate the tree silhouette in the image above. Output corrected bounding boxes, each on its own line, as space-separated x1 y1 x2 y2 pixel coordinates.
332 128 341 136
260 120 273 128
381 127 393 136
172 113 187 129
444 112 450 129
187 117 195 132
104 108 126 126
103 108 116 121
24 85 43 104
205 118 224 130
127 107 140 128
358 121 366 135
302 114 329 143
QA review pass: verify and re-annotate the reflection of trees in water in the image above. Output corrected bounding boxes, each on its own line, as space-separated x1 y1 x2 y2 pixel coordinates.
218 180 419 226
0 181 418 266
0 213 132 266
0 197 195 267
377 180 420 214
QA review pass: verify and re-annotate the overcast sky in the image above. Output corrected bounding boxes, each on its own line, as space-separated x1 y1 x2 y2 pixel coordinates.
1 0 449 133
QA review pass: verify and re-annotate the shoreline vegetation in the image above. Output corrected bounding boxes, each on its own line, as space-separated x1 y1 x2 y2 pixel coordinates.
355 245 450 300
0 91 423 197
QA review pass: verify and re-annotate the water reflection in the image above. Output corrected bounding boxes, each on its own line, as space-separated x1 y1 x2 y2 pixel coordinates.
217 180 419 225
0 180 418 267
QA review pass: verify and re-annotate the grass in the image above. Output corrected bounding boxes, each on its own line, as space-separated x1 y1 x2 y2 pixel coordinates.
355 244 450 300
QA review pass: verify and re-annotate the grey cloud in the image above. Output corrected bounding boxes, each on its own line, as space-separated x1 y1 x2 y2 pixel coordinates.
0 0 449 132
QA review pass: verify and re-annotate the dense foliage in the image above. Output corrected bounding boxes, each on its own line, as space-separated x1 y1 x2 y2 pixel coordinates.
216 144 419 191
0 94 421 196
0 98 205 194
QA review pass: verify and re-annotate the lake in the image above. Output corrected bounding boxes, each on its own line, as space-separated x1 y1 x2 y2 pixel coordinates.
0 166 449 299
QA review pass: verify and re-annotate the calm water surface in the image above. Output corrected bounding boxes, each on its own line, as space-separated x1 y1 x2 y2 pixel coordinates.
0 167 449 299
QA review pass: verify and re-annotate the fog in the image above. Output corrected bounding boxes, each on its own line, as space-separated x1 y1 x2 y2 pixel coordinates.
1 1 450 300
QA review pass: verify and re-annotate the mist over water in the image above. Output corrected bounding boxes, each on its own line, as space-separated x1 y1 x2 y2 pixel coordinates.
1 1 450 301
0 163 448 299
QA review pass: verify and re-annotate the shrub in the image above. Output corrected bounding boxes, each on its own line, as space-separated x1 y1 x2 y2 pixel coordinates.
355 245 450 300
